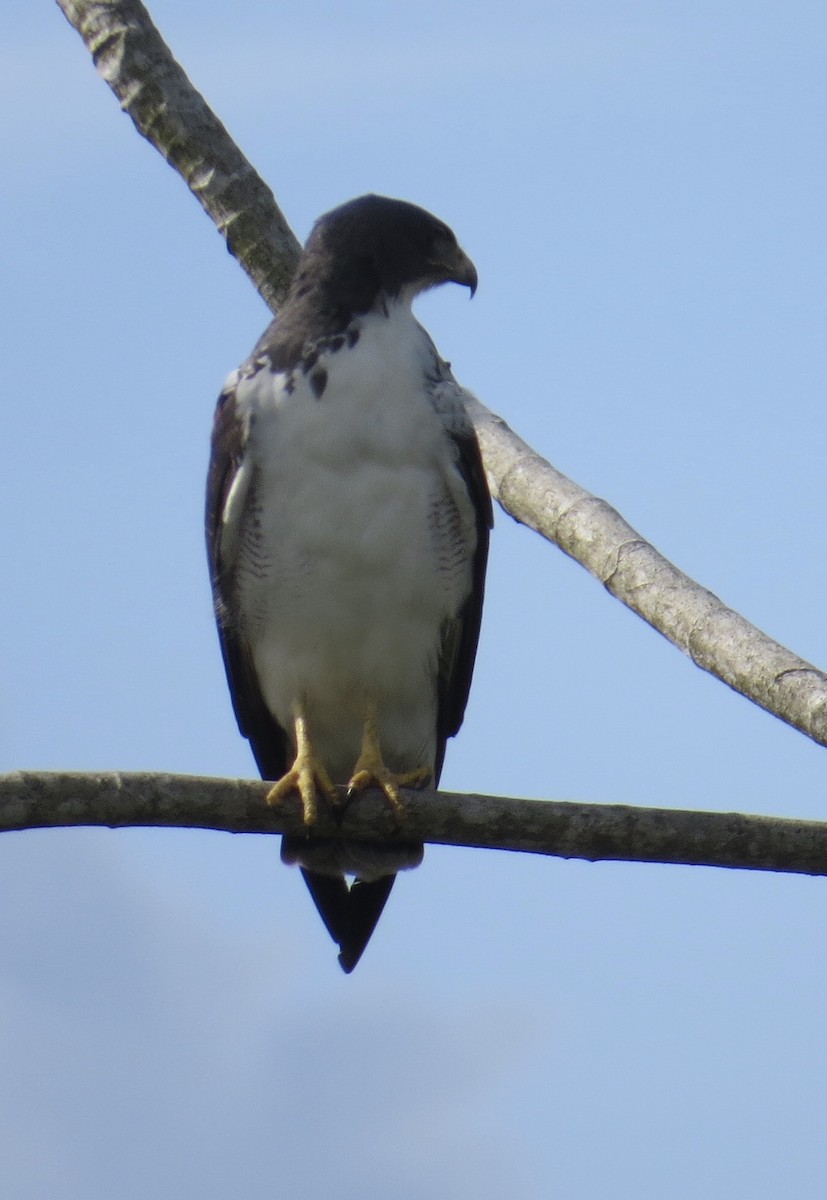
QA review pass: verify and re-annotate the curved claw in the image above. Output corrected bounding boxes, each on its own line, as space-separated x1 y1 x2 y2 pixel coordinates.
265 705 338 826
347 700 432 824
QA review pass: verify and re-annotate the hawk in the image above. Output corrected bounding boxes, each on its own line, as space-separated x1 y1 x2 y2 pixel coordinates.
206 195 491 971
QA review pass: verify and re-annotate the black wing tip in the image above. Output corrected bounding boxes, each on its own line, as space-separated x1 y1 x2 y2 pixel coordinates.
299 868 396 973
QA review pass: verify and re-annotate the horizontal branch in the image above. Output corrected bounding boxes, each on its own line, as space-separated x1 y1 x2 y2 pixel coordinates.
55 0 827 751
3 771 827 877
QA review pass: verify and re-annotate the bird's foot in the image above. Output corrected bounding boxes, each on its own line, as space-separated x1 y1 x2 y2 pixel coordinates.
265 707 338 827
347 757 431 825
266 756 338 827
347 699 432 824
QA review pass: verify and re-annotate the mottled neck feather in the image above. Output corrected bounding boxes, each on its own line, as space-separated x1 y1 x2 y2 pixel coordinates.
261 246 386 371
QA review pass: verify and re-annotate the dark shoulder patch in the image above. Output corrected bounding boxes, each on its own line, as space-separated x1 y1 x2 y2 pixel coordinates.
310 368 328 399
347 327 360 348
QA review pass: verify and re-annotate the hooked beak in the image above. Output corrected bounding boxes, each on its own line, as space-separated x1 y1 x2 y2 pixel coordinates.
447 246 478 297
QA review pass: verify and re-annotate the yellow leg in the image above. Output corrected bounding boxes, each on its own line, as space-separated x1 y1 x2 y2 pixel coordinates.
265 703 338 827
347 700 432 822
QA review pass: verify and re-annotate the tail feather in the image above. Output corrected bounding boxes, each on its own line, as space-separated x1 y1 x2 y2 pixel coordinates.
300 869 395 973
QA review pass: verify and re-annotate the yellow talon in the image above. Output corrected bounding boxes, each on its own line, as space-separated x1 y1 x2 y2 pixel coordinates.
265 704 337 826
346 701 432 823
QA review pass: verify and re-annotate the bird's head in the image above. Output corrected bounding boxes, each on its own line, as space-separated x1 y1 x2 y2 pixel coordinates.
300 194 477 314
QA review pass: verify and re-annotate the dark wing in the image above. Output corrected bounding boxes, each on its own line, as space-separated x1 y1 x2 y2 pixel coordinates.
434 413 493 785
205 379 290 780
207 374 393 971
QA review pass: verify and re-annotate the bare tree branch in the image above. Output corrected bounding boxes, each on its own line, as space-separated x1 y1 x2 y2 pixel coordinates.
54 0 827 754
55 0 300 308
5 770 827 876
467 399 827 748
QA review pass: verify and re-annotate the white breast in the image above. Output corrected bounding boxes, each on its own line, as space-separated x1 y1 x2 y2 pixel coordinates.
228 304 477 782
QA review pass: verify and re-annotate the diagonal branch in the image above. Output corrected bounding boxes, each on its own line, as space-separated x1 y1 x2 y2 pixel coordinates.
5 770 827 876
55 0 300 309
467 399 827 747
54 0 827 751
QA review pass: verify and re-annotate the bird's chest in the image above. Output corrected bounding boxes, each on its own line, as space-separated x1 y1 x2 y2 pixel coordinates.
237 324 461 637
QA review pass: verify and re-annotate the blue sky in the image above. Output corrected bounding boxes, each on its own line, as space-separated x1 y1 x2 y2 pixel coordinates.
3 1 827 1196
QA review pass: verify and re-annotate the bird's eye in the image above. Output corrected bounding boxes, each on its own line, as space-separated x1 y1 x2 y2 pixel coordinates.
429 227 456 258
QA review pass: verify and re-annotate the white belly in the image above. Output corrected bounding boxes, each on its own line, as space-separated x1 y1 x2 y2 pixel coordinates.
232 307 476 781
